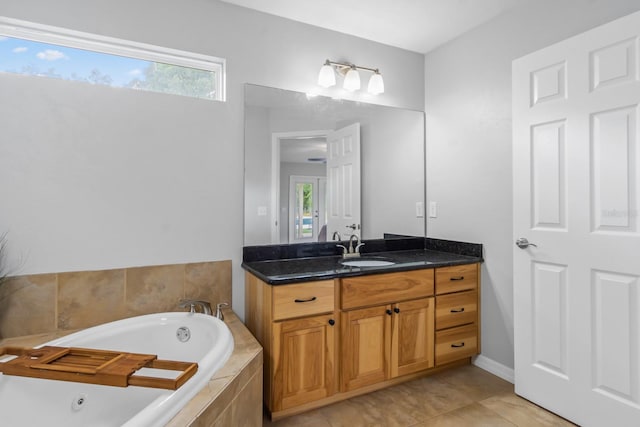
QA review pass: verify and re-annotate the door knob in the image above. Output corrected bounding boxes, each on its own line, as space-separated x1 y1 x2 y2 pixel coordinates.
515 238 537 249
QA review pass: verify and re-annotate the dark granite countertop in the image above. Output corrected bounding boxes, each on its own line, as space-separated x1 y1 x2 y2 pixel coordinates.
242 248 482 285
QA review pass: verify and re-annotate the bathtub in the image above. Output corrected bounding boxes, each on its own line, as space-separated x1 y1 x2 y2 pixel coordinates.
0 312 234 427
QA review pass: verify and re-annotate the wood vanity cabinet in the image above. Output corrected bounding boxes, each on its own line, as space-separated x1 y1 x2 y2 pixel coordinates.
245 262 480 420
340 271 435 392
434 264 480 365
245 274 338 413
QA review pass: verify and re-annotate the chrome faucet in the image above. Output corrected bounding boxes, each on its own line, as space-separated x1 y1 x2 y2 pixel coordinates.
179 299 212 316
215 302 229 321
337 234 365 258
349 234 365 254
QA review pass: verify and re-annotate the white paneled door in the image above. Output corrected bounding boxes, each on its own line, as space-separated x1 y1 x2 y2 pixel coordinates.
513 11 640 427
326 123 361 239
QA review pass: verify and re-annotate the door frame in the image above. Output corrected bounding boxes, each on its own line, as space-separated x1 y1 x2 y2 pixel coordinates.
270 129 330 244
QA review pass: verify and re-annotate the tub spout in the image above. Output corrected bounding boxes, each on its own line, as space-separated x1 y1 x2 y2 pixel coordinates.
179 299 212 316
216 302 229 321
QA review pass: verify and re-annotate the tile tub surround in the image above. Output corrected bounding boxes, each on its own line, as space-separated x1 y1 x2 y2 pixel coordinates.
0 260 231 339
0 310 264 427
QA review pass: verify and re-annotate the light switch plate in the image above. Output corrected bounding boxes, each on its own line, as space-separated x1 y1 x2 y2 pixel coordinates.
429 201 437 218
416 202 424 218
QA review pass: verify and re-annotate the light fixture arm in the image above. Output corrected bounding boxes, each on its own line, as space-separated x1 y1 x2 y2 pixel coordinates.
324 59 379 75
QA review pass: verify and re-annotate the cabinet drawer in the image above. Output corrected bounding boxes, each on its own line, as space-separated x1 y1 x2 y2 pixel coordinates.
435 264 478 295
341 270 434 310
272 280 335 321
435 324 478 365
436 290 477 330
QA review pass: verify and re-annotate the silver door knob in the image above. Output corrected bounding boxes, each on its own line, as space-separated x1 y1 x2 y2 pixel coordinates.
516 238 537 249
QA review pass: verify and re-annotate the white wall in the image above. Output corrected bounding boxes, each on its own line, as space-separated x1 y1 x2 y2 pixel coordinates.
0 0 424 320
425 0 640 370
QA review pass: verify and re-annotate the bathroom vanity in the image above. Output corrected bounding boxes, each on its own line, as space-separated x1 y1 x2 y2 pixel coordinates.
242 238 482 420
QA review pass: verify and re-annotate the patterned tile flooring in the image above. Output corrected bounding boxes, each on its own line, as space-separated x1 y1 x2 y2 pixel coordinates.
263 365 576 427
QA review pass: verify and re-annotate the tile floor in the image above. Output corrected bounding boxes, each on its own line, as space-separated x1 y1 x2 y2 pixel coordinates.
263 365 576 427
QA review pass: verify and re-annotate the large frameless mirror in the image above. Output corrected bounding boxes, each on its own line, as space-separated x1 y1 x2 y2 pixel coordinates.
244 84 425 246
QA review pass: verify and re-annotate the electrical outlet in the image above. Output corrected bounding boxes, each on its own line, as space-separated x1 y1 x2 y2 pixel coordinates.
415 202 424 218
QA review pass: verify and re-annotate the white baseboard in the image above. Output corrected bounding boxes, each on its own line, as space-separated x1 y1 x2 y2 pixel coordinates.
472 354 515 384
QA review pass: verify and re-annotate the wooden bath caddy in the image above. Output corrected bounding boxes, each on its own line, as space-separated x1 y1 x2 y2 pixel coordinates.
0 346 198 390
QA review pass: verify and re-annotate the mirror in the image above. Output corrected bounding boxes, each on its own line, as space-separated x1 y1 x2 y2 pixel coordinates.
244 84 425 246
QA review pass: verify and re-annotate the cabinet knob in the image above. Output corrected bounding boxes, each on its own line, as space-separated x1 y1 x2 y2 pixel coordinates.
393 307 400 314
386 309 392 316
328 319 335 326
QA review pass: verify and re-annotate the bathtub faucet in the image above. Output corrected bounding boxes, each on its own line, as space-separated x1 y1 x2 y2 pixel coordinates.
178 299 212 316
216 302 229 321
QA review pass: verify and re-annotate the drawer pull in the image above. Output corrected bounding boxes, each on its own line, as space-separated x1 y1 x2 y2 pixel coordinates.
450 276 465 281
450 307 465 313
451 342 465 348
294 296 317 303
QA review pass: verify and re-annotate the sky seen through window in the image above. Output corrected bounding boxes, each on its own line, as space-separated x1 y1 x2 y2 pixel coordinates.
0 35 218 100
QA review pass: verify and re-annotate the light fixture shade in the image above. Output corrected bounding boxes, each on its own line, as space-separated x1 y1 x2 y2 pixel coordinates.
318 63 336 88
343 67 361 91
368 71 384 95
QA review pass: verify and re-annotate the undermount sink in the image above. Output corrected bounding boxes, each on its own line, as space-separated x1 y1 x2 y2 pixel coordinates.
340 258 396 267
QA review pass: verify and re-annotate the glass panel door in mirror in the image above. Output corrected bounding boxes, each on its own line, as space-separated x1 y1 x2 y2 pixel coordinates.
289 176 327 243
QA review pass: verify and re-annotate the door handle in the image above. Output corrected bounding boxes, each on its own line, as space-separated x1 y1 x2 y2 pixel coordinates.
515 238 537 249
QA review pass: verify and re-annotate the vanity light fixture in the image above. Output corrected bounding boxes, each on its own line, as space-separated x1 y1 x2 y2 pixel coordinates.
317 59 384 94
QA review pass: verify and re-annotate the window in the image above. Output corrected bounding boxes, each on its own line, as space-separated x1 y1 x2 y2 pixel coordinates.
0 17 225 101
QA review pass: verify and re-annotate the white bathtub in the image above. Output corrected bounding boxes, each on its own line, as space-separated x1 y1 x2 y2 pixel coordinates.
0 312 234 427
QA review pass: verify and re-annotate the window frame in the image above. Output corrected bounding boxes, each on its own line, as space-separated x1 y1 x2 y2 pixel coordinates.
0 16 226 101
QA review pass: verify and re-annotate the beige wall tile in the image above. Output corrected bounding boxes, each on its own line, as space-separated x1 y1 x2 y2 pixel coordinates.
0 273 57 339
185 260 232 307
126 264 185 316
1 260 233 339
58 269 125 330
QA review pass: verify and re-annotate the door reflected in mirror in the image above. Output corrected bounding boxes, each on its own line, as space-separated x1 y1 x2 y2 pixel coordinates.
244 84 425 246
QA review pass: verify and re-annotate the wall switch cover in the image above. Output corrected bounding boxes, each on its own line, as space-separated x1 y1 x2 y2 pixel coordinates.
429 201 437 218
416 202 424 218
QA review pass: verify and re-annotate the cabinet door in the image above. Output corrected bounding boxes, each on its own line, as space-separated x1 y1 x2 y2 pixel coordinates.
391 297 435 377
341 305 391 392
272 313 337 411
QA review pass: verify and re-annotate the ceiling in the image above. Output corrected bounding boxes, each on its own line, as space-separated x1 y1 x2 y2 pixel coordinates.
220 0 530 53
281 138 327 164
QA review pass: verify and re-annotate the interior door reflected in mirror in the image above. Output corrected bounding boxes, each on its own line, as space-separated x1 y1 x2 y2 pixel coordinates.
243 84 425 246
285 123 361 244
